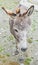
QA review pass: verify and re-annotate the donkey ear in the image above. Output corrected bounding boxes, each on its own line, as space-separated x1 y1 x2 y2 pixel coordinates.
2 7 16 16
26 5 34 16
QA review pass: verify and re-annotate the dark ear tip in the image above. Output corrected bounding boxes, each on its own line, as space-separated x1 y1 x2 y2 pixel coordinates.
31 5 34 9
1 7 5 10
1 7 4 9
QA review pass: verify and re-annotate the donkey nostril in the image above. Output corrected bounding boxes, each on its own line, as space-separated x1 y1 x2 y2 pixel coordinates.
21 48 27 52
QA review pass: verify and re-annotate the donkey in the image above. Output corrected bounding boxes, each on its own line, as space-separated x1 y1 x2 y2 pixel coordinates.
2 5 34 55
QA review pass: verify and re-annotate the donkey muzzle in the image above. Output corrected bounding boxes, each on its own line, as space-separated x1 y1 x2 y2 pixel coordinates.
21 48 27 52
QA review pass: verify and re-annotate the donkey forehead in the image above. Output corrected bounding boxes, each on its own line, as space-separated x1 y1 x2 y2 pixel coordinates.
14 20 25 30
13 16 30 30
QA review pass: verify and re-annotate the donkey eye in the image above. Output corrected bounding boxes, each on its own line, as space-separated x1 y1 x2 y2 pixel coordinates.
14 29 18 32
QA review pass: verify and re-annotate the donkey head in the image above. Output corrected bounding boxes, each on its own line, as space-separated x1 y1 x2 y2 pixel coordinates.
2 5 34 52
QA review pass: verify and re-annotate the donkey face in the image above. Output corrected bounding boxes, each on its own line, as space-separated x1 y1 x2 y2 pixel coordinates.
2 5 34 52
